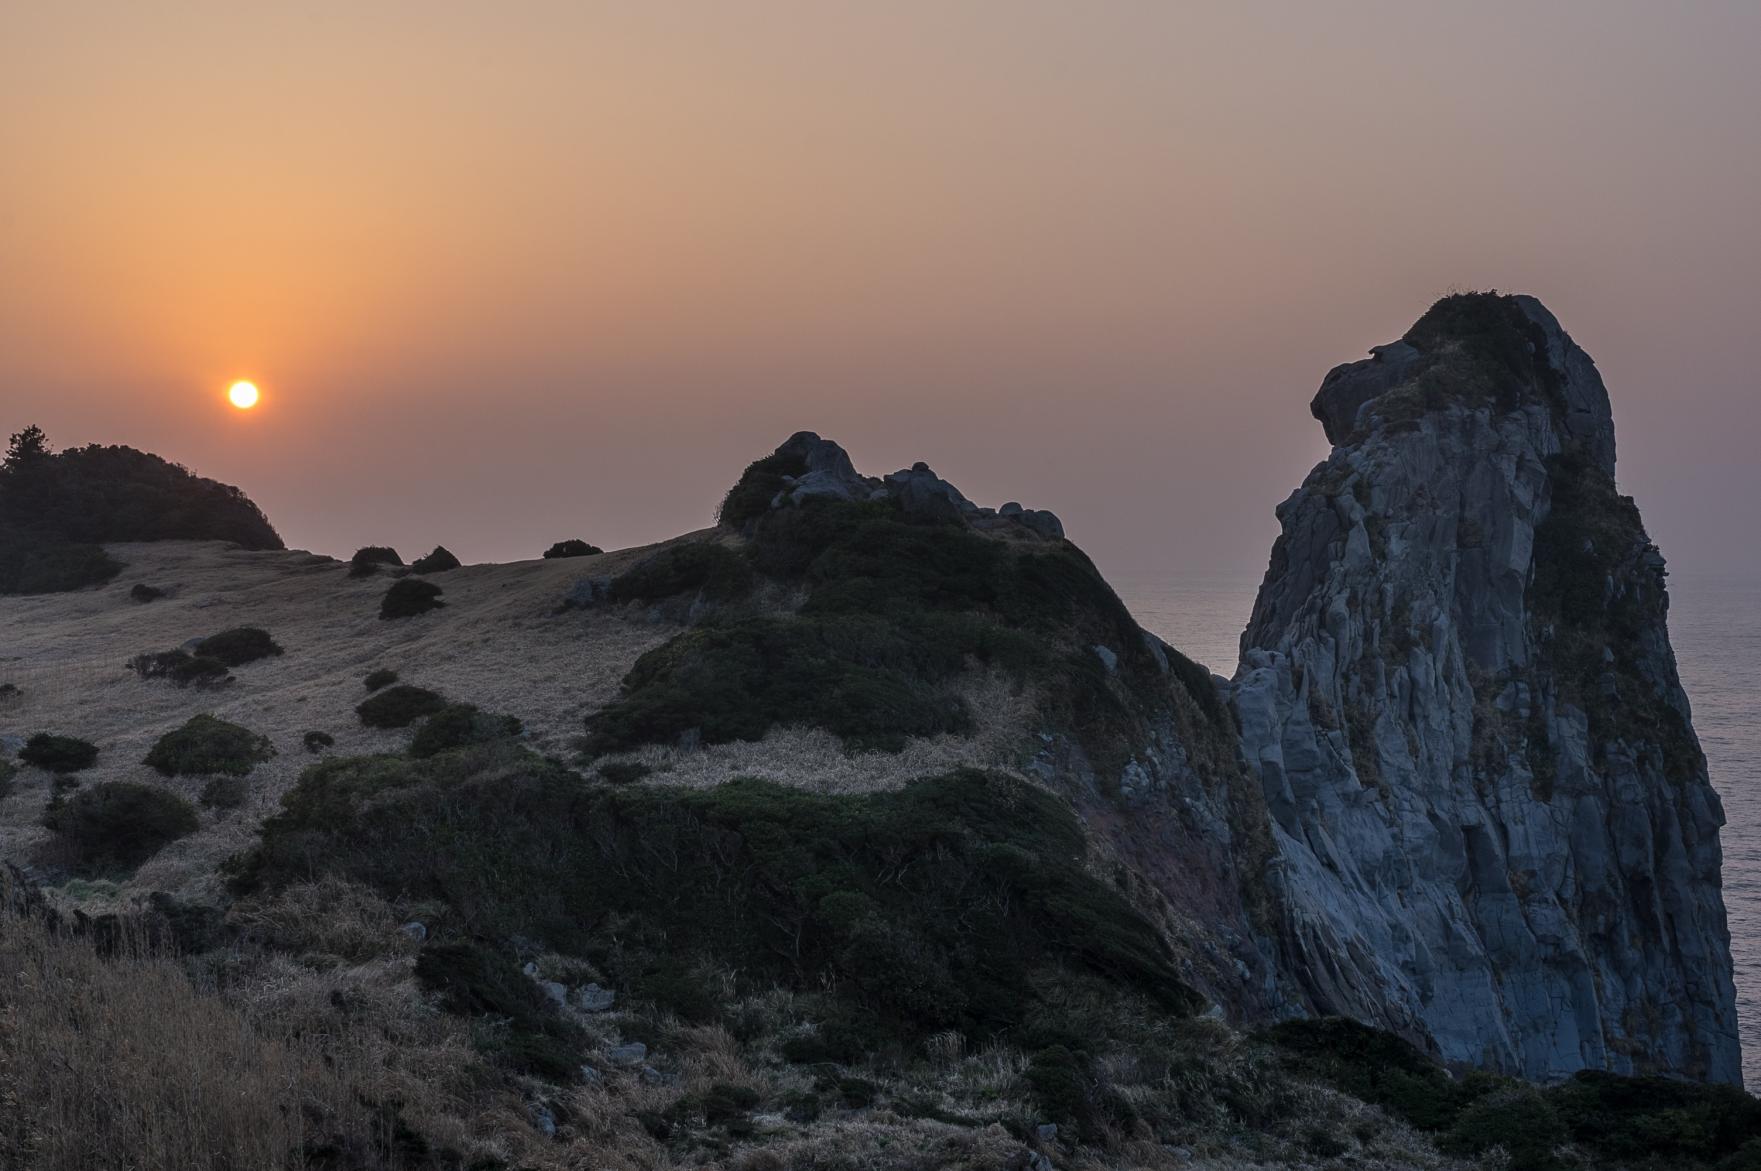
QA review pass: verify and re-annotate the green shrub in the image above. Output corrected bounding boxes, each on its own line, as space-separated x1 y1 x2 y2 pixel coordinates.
144 715 275 777
348 546 402 577
409 545 460 574
199 775 249 811
543 539 602 559
0 757 16 801
363 668 398 691
0 539 124 594
597 761 652 785
194 627 283 667
302 730 335 754
233 763 1198 1050
414 941 577 1080
1260 1017 1468 1131
42 781 199 873
1441 1085 1567 1171
1024 1046 1098 1138
408 704 522 758
130 583 164 603
127 650 233 688
379 578 444 620
1550 1069 1761 1165
0 682 17 701
356 685 447 728
20 733 99 774
717 449 808 529
584 615 972 754
606 542 754 605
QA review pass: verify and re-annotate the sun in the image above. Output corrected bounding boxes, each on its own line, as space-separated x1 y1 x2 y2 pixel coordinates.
228 380 260 409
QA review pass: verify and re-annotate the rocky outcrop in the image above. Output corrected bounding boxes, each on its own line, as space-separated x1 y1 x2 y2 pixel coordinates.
750 431 1065 540
1231 293 1739 1083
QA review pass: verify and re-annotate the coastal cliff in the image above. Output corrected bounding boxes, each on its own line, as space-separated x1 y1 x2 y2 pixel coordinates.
1230 292 1740 1082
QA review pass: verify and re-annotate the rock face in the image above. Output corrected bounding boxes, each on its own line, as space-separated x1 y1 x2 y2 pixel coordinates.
751 431 1065 540
1232 293 1739 1082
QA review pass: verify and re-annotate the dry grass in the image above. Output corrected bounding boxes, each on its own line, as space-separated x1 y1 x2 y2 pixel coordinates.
0 906 393 1169
0 536 687 905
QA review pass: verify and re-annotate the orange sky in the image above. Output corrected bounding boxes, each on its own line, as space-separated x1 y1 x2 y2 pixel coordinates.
4 2 1758 578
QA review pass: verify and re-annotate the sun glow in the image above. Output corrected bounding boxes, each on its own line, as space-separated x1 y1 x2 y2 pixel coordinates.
228 380 260 409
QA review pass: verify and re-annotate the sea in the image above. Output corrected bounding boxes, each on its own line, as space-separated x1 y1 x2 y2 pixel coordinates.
1114 571 1761 1089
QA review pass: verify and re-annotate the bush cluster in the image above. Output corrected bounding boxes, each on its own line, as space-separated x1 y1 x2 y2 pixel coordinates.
128 650 232 688
0 425 281 595
363 668 399 692
584 616 974 754
542 539 602 559
408 704 522 758
409 545 460 574
356 684 447 729
130 583 164 603
42 781 200 874
379 578 444 620
347 546 402 578
605 542 754 605
193 627 283 667
302 730 335 754
144 715 275 777
588 495 1194 770
199 775 249 810
717 449 808 530
233 761 1197 1059
1264 1017 1761 1171
20 733 99 774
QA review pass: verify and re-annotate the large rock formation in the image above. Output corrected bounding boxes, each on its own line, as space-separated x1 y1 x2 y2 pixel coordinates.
1231 293 1739 1082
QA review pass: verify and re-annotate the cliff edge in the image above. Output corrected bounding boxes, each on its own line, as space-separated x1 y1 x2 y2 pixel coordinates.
1232 292 1740 1082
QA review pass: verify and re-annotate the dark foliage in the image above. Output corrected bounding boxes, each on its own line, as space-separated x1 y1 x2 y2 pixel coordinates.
591 497 1175 770
414 941 579 1080
0 426 280 594
303 730 336 755
1265 1018 1761 1171
585 616 974 754
0 682 18 701
597 761 652 785
379 578 445 620
233 761 1198 1052
356 685 448 729
194 627 284 667
0 757 15 801
543 539 602 559
0 539 123 594
606 542 755 605
130 583 164 603
717 450 808 530
408 704 523 758
363 668 399 692
409 545 461 574
127 650 232 688
1262 1018 1468 1131
42 781 199 874
144 714 275 777
1550 1071 1761 1166
1395 291 1565 420
199 775 249 811
20 733 99 774
348 546 403 578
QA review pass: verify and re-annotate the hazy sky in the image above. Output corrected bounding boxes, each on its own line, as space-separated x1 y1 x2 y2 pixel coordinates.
4 2 1758 584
